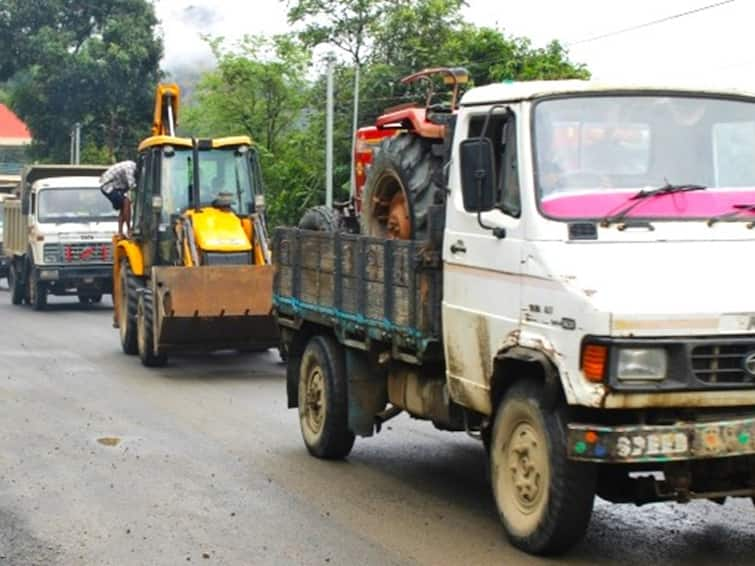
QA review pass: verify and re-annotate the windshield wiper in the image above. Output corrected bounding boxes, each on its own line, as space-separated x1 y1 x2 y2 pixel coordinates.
600 182 707 227
707 203 755 227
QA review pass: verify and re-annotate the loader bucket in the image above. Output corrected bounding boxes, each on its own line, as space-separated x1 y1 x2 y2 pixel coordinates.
151 265 279 352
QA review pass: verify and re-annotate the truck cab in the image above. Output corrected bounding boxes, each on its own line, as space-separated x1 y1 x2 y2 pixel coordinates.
4 165 115 309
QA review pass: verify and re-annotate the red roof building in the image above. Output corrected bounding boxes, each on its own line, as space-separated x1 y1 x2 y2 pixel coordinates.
0 104 31 145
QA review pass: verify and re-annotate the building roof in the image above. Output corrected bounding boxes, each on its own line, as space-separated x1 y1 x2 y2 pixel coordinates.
460 79 755 106
0 104 31 145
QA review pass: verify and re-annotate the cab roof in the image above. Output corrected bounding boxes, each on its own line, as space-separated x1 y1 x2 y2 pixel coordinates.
138 135 253 152
459 79 755 107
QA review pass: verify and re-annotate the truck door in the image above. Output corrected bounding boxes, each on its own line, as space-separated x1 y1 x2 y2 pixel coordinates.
442 106 523 415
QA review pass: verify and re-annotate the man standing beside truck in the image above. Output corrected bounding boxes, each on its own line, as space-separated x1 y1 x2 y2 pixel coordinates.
99 160 135 235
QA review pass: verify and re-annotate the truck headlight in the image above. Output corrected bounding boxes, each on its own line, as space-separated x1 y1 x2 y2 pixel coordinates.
617 348 667 381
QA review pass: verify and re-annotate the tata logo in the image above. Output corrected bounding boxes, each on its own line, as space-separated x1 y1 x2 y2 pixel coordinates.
744 352 755 376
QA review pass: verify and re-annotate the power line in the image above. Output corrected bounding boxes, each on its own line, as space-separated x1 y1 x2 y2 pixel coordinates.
567 0 736 46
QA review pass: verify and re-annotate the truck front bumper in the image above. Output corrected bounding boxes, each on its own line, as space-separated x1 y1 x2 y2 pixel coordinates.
568 417 755 463
38 264 112 282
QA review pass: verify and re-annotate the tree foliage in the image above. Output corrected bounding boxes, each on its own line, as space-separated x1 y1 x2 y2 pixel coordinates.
1 0 162 162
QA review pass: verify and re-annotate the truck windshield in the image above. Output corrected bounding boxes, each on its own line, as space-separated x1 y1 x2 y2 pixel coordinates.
534 95 755 221
161 146 256 217
37 188 117 223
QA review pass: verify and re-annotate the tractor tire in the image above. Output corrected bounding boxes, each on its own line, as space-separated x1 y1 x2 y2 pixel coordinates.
118 259 143 355
298 206 343 232
298 334 355 459
137 288 167 367
490 380 596 556
360 133 444 240
9 262 24 306
27 268 47 311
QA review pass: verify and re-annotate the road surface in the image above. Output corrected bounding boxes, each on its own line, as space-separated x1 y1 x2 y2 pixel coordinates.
1 289 755 565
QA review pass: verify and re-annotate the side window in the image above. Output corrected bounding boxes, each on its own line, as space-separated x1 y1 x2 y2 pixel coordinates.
468 112 520 217
133 153 148 234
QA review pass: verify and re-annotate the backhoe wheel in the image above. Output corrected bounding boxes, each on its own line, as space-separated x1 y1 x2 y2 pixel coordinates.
9 262 24 306
298 335 355 459
27 268 46 311
490 381 596 556
360 133 443 240
298 206 343 232
137 288 167 367
118 259 143 355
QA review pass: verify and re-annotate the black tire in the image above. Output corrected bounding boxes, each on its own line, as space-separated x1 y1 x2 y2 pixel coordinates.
490 381 596 556
118 260 143 355
298 205 343 232
27 268 46 311
137 288 167 367
360 133 443 240
9 262 24 305
298 335 355 459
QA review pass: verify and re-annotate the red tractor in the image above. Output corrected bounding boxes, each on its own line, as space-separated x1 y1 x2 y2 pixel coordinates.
299 67 469 240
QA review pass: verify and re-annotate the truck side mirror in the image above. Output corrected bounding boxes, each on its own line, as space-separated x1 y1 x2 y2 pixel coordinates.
460 137 496 212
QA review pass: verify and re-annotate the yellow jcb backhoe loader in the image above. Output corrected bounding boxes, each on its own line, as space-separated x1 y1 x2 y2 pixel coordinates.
113 84 278 366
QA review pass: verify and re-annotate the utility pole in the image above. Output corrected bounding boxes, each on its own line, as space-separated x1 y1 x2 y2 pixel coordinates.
70 123 81 165
325 52 335 208
349 63 360 198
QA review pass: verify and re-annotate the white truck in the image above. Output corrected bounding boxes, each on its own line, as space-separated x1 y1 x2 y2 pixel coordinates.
0 192 14 279
3 165 116 309
275 78 755 555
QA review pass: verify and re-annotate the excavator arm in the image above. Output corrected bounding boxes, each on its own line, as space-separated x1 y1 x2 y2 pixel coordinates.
152 83 180 137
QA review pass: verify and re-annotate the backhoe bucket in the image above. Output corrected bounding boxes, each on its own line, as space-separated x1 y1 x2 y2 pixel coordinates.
151 265 279 352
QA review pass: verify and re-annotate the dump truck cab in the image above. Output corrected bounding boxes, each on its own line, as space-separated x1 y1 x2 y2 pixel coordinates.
113 84 277 367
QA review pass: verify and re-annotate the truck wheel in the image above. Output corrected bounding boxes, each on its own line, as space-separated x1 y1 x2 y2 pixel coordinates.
118 260 143 355
137 288 167 367
8 263 24 305
298 335 355 459
27 269 47 311
360 133 443 240
298 206 343 232
490 381 596 556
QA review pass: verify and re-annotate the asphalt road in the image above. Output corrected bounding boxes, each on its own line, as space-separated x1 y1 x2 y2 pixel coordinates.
1 288 755 565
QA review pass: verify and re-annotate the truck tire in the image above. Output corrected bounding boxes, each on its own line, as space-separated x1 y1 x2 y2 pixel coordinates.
490 381 596 556
27 268 47 311
118 259 143 355
298 206 343 232
8 262 24 306
137 288 167 367
298 334 355 459
360 133 443 240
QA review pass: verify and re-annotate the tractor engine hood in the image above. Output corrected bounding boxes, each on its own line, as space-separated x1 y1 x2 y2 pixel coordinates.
186 207 251 252
528 240 755 337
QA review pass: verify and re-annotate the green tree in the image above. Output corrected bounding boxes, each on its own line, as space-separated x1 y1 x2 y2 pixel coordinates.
2 0 162 162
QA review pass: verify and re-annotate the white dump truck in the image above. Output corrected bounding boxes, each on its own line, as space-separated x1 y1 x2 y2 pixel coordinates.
275 75 755 556
3 165 116 309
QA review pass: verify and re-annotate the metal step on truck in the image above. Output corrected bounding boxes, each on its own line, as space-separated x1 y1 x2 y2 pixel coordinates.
275 71 755 556
3 165 115 309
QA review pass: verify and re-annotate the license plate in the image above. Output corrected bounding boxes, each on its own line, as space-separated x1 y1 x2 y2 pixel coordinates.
615 432 689 459
83 277 94 284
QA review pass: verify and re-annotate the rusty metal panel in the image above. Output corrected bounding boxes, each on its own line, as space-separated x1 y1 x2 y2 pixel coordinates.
153 265 273 317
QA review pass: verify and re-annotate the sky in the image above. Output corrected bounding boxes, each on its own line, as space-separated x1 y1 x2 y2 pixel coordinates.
154 0 755 90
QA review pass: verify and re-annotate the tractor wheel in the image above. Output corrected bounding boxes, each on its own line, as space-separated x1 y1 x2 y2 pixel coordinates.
360 133 444 240
490 381 596 555
118 259 143 355
298 206 343 232
137 288 167 367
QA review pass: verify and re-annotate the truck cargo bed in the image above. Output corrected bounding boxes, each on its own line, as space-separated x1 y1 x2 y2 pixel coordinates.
273 228 443 363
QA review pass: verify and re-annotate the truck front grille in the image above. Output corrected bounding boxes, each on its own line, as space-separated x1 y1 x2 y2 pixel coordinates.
45 242 113 264
691 343 755 384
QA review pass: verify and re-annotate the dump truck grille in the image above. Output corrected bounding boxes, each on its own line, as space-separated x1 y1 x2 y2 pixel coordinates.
45 242 113 264
202 251 252 266
691 343 755 384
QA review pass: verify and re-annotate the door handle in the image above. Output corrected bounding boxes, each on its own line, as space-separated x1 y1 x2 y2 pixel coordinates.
450 240 467 254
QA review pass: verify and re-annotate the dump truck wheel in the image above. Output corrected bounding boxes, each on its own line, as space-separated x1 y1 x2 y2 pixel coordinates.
298 335 355 459
137 288 167 367
27 269 47 311
119 260 142 355
360 133 443 240
9 262 24 306
298 206 343 232
490 381 596 556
